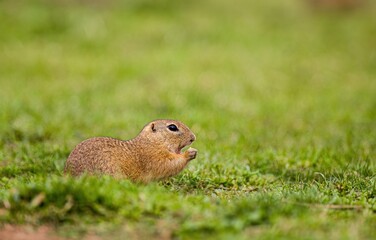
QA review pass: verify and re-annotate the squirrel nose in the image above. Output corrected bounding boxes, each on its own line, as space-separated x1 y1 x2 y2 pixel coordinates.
190 134 196 143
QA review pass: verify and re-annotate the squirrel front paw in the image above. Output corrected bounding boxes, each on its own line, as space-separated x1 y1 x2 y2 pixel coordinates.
184 147 197 161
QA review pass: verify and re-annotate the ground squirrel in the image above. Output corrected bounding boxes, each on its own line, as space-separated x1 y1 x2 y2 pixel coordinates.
64 119 197 183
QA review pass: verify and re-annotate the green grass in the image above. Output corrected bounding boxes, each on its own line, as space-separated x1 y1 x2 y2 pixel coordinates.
0 0 376 239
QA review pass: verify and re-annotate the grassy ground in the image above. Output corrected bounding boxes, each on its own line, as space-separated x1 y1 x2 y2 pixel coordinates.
0 0 375 239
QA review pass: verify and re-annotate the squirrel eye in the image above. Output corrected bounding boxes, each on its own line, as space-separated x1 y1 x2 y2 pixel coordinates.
167 124 179 132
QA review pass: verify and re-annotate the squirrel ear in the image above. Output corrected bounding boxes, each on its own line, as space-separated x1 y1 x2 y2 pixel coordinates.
150 123 156 132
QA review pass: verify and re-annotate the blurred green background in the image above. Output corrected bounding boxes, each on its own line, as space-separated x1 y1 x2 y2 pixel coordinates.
0 0 375 239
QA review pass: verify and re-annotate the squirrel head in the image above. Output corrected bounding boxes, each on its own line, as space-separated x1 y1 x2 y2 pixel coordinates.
140 119 196 154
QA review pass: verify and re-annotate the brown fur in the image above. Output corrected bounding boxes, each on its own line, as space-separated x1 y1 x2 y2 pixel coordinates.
64 120 197 183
